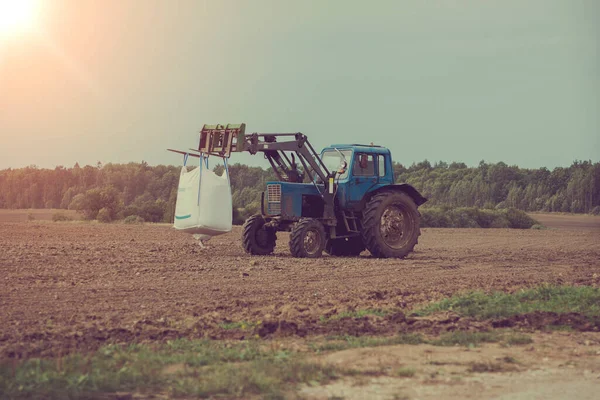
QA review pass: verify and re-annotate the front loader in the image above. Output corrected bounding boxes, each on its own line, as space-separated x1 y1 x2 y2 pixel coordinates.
169 123 427 258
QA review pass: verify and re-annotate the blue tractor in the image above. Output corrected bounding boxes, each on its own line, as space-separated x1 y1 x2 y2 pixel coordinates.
185 124 427 258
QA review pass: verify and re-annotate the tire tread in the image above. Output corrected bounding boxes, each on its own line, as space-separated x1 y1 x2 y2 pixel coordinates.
361 191 421 258
289 218 326 258
242 214 276 255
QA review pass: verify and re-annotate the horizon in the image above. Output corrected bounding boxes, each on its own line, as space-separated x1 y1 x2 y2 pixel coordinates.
1 1 598 171
2 156 598 172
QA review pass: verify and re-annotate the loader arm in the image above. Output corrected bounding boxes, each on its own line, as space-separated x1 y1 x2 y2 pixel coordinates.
176 124 337 223
241 133 337 223
247 133 331 184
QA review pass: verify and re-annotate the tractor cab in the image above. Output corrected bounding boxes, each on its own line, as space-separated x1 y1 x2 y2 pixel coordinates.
262 145 393 223
320 144 394 210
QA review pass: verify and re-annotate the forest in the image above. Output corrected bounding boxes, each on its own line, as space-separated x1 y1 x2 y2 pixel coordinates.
0 160 598 224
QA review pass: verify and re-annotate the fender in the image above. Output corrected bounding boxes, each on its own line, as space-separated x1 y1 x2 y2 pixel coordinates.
359 184 428 210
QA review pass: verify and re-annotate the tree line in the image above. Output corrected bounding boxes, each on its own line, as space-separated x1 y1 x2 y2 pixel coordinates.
0 160 598 223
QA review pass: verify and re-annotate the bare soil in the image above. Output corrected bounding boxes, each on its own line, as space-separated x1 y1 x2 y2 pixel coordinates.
1 219 599 359
301 331 600 400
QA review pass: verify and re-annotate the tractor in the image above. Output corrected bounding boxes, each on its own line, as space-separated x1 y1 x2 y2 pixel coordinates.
170 123 427 258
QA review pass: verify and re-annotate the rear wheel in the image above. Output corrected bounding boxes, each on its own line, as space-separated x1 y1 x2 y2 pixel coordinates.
361 191 421 258
289 218 326 258
242 214 276 255
325 236 365 256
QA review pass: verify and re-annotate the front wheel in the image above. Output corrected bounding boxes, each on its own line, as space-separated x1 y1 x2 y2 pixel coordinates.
242 214 277 255
361 192 421 258
289 218 326 258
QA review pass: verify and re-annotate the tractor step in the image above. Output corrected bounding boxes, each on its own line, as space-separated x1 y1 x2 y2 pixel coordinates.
342 211 360 233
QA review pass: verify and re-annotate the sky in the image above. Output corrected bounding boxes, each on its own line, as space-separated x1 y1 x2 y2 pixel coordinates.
0 0 598 170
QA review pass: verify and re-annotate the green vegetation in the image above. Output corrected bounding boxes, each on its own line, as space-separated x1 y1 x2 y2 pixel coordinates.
544 325 574 332
218 320 261 330
420 207 539 229
320 309 389 322
395 367 416 377
415 285 600 320
123 215 145 224
96 207 112 223
396 160 599 214
1 160 599 224
310 334 426 353
310 330 531 353
3 285 595 397
0 330 535 398
51 212 72 222
316 286 599 327
503 333 534 346
0 340 343 399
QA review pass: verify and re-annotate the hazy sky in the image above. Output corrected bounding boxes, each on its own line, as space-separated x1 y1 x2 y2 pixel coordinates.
0 0 598 170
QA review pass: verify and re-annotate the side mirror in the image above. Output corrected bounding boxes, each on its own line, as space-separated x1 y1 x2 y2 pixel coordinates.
338 161 348 175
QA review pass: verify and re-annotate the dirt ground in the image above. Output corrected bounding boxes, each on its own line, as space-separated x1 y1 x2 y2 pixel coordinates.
1 214 599 359
1 214 599 398
301 331 600 400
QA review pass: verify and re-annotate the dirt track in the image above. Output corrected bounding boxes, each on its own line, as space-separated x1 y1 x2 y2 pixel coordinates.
1 220 599 357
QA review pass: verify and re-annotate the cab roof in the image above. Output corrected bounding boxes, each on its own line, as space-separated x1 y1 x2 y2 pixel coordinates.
324 144 390 155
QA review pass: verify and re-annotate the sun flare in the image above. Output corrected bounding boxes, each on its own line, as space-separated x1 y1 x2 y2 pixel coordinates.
0 0 39 36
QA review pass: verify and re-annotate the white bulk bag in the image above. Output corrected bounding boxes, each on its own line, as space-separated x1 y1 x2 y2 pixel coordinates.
174 157 232 237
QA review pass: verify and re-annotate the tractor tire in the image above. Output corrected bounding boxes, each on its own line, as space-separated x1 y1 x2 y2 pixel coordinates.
325 236 365 257
361 191 421 258
289 218 326 258
242 214 276 255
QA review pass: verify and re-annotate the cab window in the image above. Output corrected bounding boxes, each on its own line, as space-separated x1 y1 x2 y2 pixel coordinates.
321 149 351 180
378 156 386 177
353 153 375 176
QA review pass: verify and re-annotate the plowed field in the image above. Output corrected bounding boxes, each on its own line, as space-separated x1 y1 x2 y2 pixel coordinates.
1 218 599 358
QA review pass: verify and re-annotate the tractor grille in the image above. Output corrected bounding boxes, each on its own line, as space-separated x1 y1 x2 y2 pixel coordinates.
266 184 282 215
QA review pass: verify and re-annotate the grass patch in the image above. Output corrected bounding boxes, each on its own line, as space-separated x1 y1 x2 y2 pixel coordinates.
544 325 574 332
320 309 389 323
395 367 416 377
311 330 530 353
9 283 594 398
430 331 503 347
430 330 531 348
0 340 344 399
414 285 600 321
218 320 260 330
503 333 533 346
0 332 531 397
310 333 425 353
